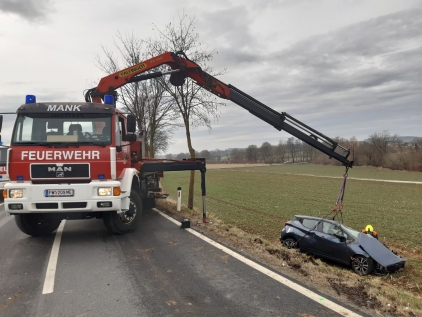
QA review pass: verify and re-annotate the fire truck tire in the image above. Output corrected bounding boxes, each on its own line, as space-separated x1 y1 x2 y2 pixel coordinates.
103 190 142 234
14 214 62 237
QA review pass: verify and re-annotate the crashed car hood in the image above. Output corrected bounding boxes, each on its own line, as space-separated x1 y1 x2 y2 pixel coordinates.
358 233 406 267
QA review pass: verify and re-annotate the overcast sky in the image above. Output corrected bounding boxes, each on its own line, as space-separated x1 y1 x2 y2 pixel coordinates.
0 0 421 154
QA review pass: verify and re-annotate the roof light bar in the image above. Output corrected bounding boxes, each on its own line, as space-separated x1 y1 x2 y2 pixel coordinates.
25 95 36 104
104 95 114 105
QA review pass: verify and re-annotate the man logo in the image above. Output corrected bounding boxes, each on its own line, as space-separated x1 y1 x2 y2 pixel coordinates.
56 172 64 178
48 166 72 172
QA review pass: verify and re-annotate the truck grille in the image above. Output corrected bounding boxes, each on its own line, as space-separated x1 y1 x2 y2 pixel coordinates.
63 202 87 209
31 163 90 179
36 203 58 209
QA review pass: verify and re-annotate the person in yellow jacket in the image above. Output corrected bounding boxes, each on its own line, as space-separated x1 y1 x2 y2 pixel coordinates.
361 224 378 239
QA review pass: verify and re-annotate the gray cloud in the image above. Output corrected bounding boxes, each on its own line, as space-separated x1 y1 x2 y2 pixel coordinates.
253 8 422 109
0 0 53 21
185 6 422 151
197 5 256 50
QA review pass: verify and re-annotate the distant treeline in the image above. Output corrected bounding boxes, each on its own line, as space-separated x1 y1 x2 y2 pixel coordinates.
165 132 422 172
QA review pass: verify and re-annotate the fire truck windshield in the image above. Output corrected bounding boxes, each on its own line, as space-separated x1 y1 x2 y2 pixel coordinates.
11 114 112 146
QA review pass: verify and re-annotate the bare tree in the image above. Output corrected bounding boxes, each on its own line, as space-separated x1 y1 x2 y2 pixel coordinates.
96 32 178 157
287 138 296 162
412 138 422 171
199 149 211 161
273 141 287 163
260 142 273 163
344 137 362 165
361 141 376 166
245 145 259 163
230 149 244 163
368 131 391 166
302 142 315 163
146 14 225 209
295 139 303 162
211 149 222 163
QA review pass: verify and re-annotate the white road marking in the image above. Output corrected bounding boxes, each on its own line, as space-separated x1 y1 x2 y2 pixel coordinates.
286 173 422 184
153 208 362 317
42 220 66 294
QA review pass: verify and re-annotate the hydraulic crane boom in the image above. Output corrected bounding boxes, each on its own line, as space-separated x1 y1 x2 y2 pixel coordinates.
86 51 353 167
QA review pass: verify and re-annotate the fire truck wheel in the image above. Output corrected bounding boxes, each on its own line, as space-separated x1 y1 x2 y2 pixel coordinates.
103 190 142 234
14 214 62 237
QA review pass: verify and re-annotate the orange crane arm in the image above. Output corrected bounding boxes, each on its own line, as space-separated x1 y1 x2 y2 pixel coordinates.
87 51 352 167
88 51 231 103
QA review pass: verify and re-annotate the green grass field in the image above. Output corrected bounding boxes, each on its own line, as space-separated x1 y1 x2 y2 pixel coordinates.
160 163 422 312
160 164 422 250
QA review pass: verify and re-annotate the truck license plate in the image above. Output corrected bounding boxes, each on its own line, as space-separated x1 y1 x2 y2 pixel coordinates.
45 189 74 197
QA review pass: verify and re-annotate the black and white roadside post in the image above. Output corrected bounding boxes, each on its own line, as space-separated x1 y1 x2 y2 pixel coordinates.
177 187 182 212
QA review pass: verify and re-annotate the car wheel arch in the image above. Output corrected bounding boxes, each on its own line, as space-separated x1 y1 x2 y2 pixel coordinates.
281 234 298 243
281 236 298 249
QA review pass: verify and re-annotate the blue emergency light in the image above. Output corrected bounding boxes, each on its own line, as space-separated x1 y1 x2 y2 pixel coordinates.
98 174 105 179
104 95 114 105
17 175 24 180
25 95 36 104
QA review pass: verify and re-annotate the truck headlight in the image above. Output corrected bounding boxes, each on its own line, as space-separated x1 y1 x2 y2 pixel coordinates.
10 189 24 198
98 187 112 196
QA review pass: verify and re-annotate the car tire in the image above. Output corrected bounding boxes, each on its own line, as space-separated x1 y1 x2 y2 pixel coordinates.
351 255 374 275
282 237 298 249
15 214 61 237
103 190 142 235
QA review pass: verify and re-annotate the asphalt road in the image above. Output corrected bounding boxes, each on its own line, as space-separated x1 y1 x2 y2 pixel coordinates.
0 203 365 317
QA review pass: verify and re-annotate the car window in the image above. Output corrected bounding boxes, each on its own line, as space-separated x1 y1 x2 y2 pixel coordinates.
321 221 348 238
341 225 359 239
301 218 319 229
322 222 340 234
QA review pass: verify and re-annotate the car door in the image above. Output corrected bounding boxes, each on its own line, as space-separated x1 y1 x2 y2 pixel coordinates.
312 221 350 265
295 218 320 252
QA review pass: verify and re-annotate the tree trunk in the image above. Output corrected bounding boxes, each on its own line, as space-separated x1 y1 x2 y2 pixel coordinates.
185 121 195 210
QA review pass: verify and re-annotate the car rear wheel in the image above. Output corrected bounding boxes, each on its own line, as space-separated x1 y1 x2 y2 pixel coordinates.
282 237 297 249
352 255 374 275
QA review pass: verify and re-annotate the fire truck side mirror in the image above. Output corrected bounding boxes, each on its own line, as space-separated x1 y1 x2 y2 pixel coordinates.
127 115 136 133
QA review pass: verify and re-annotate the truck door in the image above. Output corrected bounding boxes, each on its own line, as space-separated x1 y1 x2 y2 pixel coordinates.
115 115 129 178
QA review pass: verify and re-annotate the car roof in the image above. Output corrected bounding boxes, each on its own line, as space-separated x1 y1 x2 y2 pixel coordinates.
294 215 340 226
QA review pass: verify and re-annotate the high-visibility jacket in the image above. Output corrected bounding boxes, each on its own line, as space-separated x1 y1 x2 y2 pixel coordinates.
361 229 378 239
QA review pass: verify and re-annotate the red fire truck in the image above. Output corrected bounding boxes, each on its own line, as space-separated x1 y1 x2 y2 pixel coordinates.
2 51 352 236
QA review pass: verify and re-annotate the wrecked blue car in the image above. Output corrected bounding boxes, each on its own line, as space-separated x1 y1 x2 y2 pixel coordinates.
280 215 406 275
